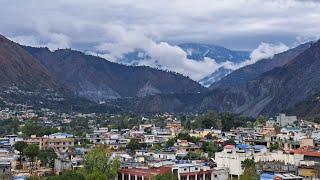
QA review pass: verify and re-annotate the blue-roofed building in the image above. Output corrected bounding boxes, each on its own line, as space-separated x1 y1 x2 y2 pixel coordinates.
236 144 251 153
260 173 275 180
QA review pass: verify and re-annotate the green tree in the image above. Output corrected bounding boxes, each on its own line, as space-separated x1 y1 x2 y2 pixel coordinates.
22 120 39 137
176 132 200 143
37 148 57 168
270 141 282 151
150 143 162 151
23 144 39 174
253 116 267 127
47 172 85 180
78 147 120 180
200 110 222 129
13 141 28 169
155 172 178 180
240 159 257 180
184 152 202 160
165 138 175 148
22 120 59 137
201 142 219 158
127 139 147 153
220 112 236 131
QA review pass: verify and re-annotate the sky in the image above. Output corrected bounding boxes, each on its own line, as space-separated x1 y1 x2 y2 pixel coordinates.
0 0 319 81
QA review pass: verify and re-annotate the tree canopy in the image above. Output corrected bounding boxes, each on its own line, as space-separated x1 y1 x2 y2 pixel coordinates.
37 148 57 168
22 120 59 137
240 159 258 180
78 146 120 180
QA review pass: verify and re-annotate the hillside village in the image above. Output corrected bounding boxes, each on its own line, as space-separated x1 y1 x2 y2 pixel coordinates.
1 104 320 180
0 1 320 180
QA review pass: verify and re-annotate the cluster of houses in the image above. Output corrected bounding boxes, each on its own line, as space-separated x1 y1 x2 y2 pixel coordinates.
1 113 320 179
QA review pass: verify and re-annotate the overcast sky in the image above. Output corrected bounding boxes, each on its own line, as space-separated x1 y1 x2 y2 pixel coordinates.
1 0 319 80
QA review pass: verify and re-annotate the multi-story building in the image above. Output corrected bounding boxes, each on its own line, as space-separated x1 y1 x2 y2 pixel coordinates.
277 113 297 127
172 163 212 180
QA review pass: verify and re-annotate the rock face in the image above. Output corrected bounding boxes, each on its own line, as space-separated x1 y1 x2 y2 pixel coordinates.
211 42 312 89
201 40 320 117
178 43 250 63
120 40 320 118
199 67 233 87
23 46 205 102
0 34 58 90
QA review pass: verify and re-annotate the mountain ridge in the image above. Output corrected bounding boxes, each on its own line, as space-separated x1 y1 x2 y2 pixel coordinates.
210 42 312 89
23 45 206 103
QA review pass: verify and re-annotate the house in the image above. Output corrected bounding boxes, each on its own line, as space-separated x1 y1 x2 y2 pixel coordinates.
171 163 212 180
277 114 297 127
119 167 171 180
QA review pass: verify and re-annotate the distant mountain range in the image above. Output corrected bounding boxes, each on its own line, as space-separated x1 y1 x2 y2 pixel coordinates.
115 40 320 118
2 33 320 118
22 45 205 103
210 42 312 89
117 43 250 86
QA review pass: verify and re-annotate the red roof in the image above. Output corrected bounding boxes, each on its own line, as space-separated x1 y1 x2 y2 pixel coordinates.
288 146 320 157
224 145 234 149
120 167 171 177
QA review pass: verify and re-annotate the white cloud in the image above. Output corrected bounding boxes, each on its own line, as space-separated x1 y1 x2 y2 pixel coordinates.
9 32 70 51
94 25 289 81
95 25 223 80
0 0 318 81
227 42 289 69
1 0 319 49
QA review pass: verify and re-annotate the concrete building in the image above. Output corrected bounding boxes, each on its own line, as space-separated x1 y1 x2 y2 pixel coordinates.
119 167 171 180
172 163 212 180
277 114 297 127
215 146 303 178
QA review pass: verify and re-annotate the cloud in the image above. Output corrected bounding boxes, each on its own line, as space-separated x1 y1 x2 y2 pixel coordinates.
226 42 289 69
9 32 70 51
0 0 318 81
1 0 320 50
94 25 289 81
95 25 223 81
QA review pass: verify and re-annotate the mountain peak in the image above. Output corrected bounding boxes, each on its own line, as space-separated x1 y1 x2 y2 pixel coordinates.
0 34 58 90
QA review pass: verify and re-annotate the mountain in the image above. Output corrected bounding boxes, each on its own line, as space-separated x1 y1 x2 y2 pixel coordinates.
23 46 205 103
288 92 320 118
199 67 233 87
0 34 58 90
200 40 320 117
180 43 250 86
178 43 250 63
116 43 250 86
211 42 312 88
0 34 98 113
118 40 320 118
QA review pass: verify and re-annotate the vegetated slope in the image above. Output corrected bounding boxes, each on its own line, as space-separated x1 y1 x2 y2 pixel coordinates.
23 46 205 102
0 34 58 90
211 42 311 89
120 40 320 118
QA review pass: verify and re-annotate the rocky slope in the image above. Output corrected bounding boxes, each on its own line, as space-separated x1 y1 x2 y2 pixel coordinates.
200 40 320 117
23 46 205 102
121 40 320 117
0 34 58 90
211 42 312 89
